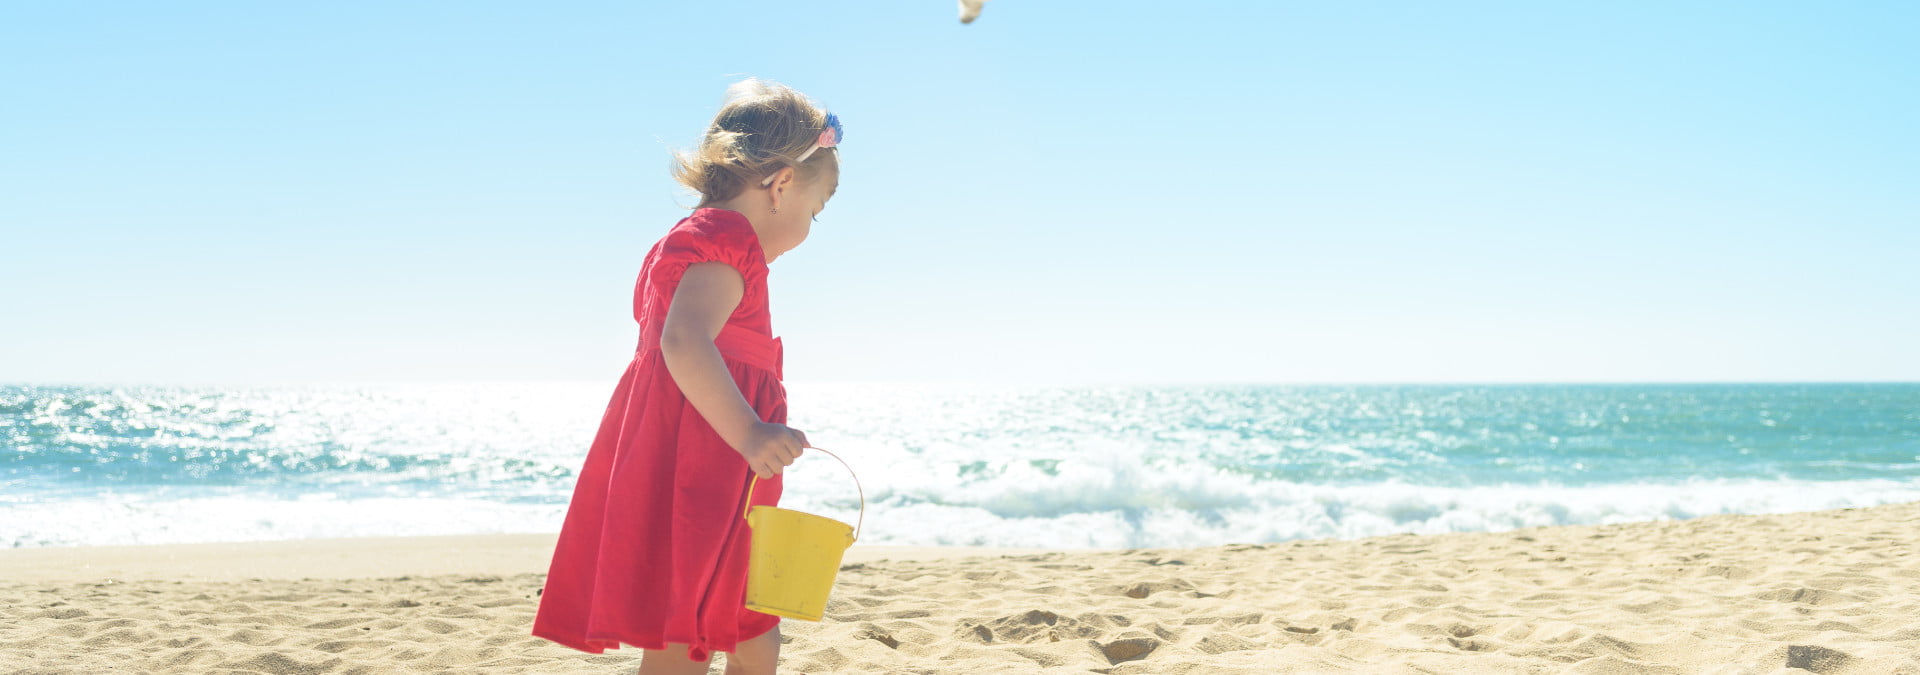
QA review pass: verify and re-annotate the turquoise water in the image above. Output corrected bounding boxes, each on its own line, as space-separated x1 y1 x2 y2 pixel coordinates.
4 383 1917 548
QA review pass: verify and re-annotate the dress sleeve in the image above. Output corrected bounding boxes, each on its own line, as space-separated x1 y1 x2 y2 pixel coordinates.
651 220 761 292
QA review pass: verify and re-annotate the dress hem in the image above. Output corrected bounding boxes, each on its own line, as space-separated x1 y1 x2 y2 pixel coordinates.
533 619 780 661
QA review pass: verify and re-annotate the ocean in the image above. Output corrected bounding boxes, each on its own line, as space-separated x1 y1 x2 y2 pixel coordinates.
4 382 1917 549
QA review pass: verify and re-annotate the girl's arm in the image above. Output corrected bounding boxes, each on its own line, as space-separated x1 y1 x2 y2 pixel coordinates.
660 262 805 478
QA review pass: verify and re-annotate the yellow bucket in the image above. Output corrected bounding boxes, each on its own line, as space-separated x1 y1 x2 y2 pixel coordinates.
741 447 864 622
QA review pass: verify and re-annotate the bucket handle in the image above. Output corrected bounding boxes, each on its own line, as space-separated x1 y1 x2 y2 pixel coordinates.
742 446 864 543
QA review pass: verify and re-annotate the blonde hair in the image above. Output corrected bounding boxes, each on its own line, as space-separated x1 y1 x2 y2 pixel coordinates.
672 78 839 206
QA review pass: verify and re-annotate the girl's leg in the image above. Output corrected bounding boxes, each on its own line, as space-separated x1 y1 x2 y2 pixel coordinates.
637 644 711 675
721 623 781 675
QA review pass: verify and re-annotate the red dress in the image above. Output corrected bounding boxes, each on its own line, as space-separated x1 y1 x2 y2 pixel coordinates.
533 207 785 661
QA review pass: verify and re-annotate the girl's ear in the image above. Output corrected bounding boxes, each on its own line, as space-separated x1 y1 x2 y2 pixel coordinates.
759 165 797 192
766 166 796 192
767 166 796 211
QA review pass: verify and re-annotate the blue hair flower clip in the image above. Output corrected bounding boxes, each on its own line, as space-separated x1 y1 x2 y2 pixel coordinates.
797 113 842 162
763 112 844 185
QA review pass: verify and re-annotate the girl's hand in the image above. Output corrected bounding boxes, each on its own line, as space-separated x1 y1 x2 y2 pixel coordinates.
738 422 809 479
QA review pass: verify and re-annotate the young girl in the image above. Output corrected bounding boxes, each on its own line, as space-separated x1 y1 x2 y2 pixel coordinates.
532 78 841 675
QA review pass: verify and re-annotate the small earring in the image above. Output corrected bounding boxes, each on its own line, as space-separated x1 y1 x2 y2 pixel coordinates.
770 207 779 214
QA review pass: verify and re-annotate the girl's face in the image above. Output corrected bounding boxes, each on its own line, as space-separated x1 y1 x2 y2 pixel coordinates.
763 166 837 262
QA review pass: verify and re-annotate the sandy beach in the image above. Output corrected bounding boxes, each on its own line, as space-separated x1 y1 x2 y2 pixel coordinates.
3 502 1917 674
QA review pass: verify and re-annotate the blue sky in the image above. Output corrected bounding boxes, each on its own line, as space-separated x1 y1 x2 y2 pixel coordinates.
3 1 1915 385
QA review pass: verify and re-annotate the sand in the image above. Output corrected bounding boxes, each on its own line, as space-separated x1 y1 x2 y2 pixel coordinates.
3 503 1918 674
